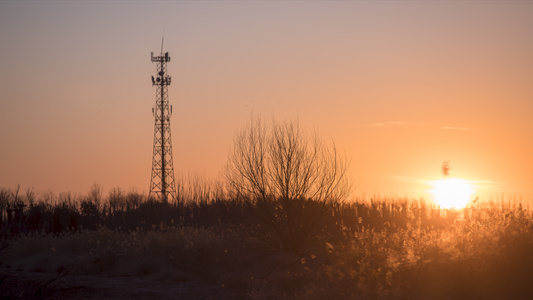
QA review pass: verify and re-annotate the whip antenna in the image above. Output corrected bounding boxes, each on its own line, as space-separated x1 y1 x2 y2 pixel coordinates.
160 29 165 55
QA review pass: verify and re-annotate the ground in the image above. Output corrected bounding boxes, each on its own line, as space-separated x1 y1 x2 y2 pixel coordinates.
0 268 233 300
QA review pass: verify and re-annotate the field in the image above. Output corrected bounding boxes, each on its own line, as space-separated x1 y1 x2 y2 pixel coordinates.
1 187 533 299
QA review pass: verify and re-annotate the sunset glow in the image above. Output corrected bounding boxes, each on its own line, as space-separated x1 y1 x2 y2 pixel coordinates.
429 178 475 209
0 1 532 202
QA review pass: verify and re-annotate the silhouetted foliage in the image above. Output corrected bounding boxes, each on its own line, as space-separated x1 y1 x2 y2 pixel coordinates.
225 117 351 253
2 188 532 299
0 185 466 239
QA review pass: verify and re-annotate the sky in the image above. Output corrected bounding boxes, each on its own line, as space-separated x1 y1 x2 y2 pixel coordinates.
1 1 532 203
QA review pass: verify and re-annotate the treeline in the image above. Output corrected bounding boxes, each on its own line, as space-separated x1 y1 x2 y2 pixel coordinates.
1 184 468 237
0 183 238 235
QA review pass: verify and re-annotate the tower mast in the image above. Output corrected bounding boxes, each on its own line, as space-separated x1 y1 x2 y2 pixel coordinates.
149 46 177 204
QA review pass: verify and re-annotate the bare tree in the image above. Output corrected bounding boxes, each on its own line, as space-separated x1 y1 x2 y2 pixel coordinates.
226 117 350 203
0 188 11 228
225 117 351 253
81 183 103 218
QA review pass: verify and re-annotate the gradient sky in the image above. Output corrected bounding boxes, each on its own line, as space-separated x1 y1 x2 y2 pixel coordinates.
1 1 532 202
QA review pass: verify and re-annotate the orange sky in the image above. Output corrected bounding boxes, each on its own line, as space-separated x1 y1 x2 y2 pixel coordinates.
1 1 532 203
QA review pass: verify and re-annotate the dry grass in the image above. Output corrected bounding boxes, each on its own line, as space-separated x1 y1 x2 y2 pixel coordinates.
1 198 533 299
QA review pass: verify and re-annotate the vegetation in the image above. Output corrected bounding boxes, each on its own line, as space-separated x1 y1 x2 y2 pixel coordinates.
226 117 350 203
1 184 532 299
226 117 351 253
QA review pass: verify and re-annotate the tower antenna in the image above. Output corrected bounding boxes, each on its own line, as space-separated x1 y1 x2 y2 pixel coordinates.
149 40 177 204
160 29 165 56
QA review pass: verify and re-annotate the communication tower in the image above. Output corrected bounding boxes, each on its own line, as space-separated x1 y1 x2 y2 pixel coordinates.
149 46 177 203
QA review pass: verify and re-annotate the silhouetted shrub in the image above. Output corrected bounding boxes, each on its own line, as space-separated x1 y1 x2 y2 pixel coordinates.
52 202 79 233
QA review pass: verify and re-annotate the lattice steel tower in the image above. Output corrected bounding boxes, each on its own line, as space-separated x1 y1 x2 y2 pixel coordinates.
149 48 177 203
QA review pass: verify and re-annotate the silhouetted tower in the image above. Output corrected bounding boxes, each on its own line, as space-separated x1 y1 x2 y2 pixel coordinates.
149 48 177 203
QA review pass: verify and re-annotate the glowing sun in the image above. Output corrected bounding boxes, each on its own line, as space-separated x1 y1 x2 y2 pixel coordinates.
429 178 475 209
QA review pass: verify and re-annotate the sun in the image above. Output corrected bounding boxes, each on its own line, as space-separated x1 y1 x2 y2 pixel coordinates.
429 178 475 209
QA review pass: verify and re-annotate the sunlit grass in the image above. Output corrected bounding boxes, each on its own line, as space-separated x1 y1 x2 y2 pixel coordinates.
1 188 532 299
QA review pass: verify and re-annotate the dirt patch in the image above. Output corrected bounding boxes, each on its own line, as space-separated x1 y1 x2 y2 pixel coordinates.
0 268 234 299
